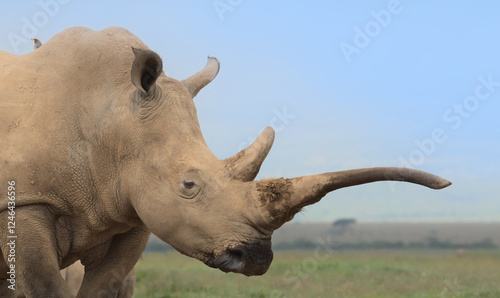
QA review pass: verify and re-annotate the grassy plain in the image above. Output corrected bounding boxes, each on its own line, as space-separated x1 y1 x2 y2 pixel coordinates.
134 250 500 298
273 222 500 246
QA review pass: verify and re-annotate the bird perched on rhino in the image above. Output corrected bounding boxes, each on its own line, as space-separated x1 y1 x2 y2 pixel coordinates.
31 38 42 50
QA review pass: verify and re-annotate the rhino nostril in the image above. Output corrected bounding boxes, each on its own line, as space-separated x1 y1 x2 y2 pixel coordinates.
228 247 246 260
212 245 272 276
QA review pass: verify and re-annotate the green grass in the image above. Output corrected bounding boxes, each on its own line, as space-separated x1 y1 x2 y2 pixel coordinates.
134 250 500 298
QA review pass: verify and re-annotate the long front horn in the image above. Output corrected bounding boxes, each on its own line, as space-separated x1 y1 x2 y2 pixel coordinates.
255 167 451 229
225 127 275 181
182 56 220 98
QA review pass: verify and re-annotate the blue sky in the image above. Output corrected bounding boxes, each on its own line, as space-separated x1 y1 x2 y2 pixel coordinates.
1 1 499 222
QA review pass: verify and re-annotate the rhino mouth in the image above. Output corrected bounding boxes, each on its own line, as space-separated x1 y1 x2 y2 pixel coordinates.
207 240 273 276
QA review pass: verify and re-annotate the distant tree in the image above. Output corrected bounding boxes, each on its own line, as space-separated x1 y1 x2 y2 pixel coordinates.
332 218 356 227
329 218 357 236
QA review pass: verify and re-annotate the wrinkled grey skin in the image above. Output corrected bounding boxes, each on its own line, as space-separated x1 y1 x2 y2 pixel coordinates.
0 27 451 297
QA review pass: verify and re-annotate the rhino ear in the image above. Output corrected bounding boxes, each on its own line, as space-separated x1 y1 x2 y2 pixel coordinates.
182 56 220 98
131 48 163 94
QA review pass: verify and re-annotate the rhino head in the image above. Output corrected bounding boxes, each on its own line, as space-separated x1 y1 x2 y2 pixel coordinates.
113 48 451 276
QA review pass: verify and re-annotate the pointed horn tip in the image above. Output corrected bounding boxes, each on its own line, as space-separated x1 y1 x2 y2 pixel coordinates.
262 126 275 138
207 56 220 67
258 126 276 147
434 179 452 189
207 55 218 62
206 56 220 75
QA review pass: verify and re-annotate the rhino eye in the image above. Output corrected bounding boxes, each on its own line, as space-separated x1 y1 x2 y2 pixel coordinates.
178 171 202 199
183 181 195 189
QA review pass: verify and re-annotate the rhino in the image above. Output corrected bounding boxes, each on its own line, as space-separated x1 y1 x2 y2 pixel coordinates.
16 262 134 297
58 262 134 298
0 26 451 297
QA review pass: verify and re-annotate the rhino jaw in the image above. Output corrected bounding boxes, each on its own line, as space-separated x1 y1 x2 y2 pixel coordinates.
207 240 273 276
